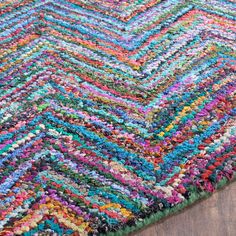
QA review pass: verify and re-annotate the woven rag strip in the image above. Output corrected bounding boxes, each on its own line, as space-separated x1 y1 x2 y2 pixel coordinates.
0 0 236 235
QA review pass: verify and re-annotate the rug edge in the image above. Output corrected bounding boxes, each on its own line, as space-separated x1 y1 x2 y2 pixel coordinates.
104 175 236 236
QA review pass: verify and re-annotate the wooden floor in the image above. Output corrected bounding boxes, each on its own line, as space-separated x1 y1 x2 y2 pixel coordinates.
131 181 236 236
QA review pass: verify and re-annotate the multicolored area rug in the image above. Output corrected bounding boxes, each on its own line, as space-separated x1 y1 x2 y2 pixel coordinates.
0 0 236 235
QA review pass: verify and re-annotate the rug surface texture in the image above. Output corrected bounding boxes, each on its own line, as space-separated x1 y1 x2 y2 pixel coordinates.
0 0 236 235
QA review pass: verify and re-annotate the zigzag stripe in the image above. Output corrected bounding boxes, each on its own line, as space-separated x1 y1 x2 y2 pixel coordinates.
0 0 236 235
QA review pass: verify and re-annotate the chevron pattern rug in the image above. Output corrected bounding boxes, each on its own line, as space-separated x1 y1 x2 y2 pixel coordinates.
0 0 236 235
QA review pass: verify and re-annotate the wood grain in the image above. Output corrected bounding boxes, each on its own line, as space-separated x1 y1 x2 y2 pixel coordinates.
131 182 236 236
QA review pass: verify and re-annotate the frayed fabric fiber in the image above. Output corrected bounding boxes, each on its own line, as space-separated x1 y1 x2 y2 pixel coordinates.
0 0 236 236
